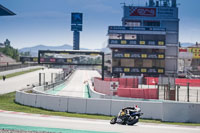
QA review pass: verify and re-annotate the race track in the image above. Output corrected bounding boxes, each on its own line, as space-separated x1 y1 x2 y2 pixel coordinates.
0 110 199 133
55 69 101 97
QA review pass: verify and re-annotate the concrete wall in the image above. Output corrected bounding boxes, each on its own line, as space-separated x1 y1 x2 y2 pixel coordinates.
162 102 200 123
86 98 111 115
15 91 200 123
88 84 107 99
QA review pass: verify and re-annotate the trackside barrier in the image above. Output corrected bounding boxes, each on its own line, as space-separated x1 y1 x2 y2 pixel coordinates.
176 78 200 87
94 78 111 95
86 99 111 115
144 77 159 85
145 77 200 87
117 88 158 99
94 78 157 100
162 102 200 123
15 91 200 123
94 77 138 94
103 77 138 88
88 84 107 99
68 97 87 114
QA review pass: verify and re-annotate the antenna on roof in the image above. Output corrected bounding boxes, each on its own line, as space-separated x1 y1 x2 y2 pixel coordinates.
131 0 134 6
120 2 126 6
120 2 126 8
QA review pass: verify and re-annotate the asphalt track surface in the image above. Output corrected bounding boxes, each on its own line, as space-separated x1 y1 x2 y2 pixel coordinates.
0 110 200 133
0 68 62 94
55 69 101 97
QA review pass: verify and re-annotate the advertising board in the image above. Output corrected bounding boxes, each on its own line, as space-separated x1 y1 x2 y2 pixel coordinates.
129 7 156 17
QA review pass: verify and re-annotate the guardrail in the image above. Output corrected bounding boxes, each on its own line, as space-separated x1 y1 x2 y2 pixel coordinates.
33 70 74 94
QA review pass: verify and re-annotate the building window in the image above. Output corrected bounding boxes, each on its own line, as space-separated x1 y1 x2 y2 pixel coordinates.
129 40 137 45
148 41 156 45
109 34 122 39
144 21 160 27
140 41 146 45
138 34 165 41
121 40 127 44
158 41 164 45
125 34 137 40
125 21 141 27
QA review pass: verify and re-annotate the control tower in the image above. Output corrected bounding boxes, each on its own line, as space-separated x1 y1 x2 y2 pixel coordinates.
108 0 179 77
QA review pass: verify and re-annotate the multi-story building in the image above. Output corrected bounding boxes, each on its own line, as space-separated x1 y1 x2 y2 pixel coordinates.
187 43 200 71
108 0 179 77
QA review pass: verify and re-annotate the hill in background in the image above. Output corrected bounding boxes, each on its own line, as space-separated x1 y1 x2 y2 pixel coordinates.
19 44 111 56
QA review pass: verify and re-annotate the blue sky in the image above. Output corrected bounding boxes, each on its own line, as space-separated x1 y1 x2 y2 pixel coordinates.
0 0 200 49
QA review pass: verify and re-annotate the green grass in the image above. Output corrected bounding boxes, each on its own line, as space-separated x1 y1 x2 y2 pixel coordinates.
0 92 200 126
0 68 41 80
0 92 111 120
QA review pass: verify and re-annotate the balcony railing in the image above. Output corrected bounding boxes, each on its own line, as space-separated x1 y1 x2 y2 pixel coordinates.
108 26 166 31
108 39 165 46
112 67 165 74
113 52 165 59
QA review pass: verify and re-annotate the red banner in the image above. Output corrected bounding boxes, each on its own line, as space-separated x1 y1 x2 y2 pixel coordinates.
129 7 156 17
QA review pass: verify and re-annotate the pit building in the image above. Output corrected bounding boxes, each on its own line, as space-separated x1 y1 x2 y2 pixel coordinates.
108 0 179 77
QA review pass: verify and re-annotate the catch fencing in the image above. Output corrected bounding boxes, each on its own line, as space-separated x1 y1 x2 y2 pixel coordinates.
0 63 39 72
144 77 200 103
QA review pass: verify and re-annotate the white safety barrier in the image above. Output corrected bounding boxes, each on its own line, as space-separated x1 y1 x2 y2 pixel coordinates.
15 91 200 123
162 102 200 123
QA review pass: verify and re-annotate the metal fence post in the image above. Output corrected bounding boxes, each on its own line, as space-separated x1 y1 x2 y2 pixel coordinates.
39 73 41 86
164 85 166 100
51 73 53 83
177 85 179 101
43 73 45 86
197 90 199 102
187 83 190 102
157 85 159 99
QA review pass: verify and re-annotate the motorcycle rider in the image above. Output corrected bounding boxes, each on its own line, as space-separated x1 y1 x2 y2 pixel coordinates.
118 108 126 117
110 105 142 125
118 106 137 117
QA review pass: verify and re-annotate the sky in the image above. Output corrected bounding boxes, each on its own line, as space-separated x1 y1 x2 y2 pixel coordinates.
0 0 200 49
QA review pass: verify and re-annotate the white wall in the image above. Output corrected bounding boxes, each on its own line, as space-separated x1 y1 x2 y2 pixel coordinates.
162 102 200 123
15 91 200 123
68 97 87 114
59 96 69 112
86 98 111 115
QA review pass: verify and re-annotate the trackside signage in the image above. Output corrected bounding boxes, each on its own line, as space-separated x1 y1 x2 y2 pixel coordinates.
110 82 119 91
124 6 178 19
129 7 156 17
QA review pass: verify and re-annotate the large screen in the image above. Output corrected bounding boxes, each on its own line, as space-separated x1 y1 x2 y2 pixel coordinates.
38 50 104 66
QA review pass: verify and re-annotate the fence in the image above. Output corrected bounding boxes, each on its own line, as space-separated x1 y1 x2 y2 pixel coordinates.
0 63 39 72
34 70 74 94
143 77 200 103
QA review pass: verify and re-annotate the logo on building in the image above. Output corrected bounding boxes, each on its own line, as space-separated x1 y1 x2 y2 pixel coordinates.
129 7 156 17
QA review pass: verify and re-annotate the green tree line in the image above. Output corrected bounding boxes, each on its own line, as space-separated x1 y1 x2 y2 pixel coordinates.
0 45 19 61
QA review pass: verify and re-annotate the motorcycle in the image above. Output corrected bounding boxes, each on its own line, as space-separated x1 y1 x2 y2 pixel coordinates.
110 106 143 125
